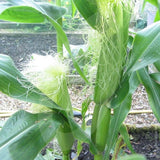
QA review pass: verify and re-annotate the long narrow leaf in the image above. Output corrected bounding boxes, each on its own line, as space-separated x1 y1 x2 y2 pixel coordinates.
68 117 97 154
137 68 160 122
126 22 160 72
7 0 66 21
111 72 139 108
104 95 132 160
73 0 98 29
0 110 63 160
0 54 65 113
154 60 160 71
150 72 160 82
0 54 97 155
0 6 45 23
119 124 135 153
0 2 66 23
71 0 76 17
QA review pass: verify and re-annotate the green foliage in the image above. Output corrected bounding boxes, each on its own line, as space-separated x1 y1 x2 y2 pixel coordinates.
0 110 63 160
119 124 135 154
126 22 160 72
73 0 98 29
0 0 160 160
137 68 160 122
0 54 97 158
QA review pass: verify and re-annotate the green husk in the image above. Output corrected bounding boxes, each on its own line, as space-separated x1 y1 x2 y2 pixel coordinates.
95 105 111 152
90 1 132 158
94 0 132 105
30 55 72 116
29 55 74 158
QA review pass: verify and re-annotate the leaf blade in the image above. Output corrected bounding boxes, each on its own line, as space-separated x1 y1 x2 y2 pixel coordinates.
73 0 98 29
104 95 132 160
127 22 160 72
137 68 160 122
119 124 135 153
0 110 62 160
0 54 64 112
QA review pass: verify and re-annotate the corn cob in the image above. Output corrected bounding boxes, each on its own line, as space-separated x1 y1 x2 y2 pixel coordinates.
30 55 74 159
94 0 131 105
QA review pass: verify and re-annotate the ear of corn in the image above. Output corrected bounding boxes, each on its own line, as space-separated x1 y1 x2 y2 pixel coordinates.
29 55 74 157
95 106 111 152
91 1 132 157
94 0 132 105
30 55 73 116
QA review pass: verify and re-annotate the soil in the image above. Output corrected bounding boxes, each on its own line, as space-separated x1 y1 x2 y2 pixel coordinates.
0 32 87 70
0 31 160 160
129 128 160 160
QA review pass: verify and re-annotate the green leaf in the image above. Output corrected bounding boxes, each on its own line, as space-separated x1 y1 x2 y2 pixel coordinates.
34 154 45 160
118 154 146 160
0 54 96 155
81 96 92 130
154 60 160 71
154 10 160 22
37 2 66 20
0 54 65 113
82 96 92 119
0 6 45 23
0 110 62 160
150 72 160 82
0 2 66 23
137 68 160 122
111 72 139 108
68 117 98 154
104 95 132 160
110 76 130 108
73 0 98 29
71 0 77 17
119 124 135 153
7 0 66 21
127 22 160 72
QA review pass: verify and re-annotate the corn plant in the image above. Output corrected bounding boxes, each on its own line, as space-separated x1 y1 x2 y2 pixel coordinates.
0 0 160 160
